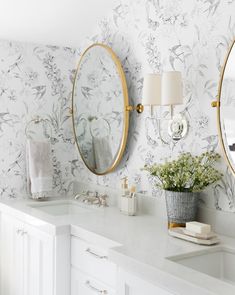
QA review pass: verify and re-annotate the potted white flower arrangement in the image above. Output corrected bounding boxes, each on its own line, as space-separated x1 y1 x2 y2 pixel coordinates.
144 152 223 228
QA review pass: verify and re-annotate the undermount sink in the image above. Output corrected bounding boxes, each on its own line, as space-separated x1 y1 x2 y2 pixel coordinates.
168 247 235 285
28 200 91 216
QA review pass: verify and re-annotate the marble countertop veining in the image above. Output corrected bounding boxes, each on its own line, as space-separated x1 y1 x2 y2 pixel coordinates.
0 197 235 295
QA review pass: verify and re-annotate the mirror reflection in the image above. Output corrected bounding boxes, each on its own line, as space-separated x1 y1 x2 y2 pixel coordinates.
220 40 235 172
72 44 129 175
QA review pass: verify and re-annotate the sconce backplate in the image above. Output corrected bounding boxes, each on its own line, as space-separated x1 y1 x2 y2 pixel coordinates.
168 114 188 141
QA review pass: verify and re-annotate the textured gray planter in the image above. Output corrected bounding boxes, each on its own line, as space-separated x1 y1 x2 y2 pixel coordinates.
165 190 199 225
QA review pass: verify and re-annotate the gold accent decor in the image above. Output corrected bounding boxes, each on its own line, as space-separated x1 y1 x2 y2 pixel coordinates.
71 43 129 176
126 103 144 113
211 101 219 108
168 222 185 229
216 38 235 177
126 105 134 111
136 103 144 113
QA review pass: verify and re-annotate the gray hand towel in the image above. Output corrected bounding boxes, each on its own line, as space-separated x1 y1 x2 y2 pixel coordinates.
26 140 53 197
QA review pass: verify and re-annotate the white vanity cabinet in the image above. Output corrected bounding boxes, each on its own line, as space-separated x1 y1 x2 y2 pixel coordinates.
0 206 181 295
117 269 174 295
0 213 54 295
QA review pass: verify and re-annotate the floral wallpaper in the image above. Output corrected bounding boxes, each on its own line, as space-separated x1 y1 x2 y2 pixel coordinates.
0 39 77 199
1 0 235 214
74 0 235 213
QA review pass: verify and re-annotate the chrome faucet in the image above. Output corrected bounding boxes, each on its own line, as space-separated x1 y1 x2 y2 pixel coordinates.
74 191 108 207
94 192 109 207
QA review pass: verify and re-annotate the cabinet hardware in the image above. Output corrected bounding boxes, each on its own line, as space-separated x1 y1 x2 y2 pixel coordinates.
85 280 107 294
16 229 27 235
16 229 23 234
85 248 107 259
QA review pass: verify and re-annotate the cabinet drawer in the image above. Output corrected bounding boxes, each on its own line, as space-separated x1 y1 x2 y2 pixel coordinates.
118 269 174 295
71 267 115 295
71 236 117 288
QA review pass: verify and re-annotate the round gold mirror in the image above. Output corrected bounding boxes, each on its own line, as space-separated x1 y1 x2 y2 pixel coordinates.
215 38 235 175
72 44 129 175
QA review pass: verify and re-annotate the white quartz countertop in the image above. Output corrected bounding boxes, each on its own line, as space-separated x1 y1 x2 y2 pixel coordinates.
0 197 235 295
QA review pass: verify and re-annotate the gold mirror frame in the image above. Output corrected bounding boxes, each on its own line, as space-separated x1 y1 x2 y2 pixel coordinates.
71 43 129 176
212 38 235 176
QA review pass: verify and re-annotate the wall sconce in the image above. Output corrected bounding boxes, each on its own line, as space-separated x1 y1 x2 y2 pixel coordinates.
127 71 188 141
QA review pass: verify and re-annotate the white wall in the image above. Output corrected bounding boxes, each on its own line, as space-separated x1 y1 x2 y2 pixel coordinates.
0 0 117 47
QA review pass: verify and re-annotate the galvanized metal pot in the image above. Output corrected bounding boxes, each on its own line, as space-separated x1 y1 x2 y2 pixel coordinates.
165 190 199 228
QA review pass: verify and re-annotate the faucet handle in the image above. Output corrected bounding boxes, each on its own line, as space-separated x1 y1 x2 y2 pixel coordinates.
74 193 80 200
74 190 88 200
99 194 109 207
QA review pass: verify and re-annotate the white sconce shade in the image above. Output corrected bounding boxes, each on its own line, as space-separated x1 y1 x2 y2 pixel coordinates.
142 73 161 106
161 71 183 106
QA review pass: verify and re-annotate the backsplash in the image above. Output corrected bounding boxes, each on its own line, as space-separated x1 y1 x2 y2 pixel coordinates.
74 0 235 213
0 39 77 198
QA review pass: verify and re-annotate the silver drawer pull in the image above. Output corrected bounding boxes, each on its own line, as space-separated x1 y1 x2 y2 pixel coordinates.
85 280 107 294
85 248 107 259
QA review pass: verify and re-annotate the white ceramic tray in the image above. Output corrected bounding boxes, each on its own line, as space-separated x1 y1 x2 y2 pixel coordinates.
182 228 216 240
168 227 220 245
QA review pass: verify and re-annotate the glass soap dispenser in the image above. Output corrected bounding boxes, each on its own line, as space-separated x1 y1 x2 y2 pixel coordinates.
120 177 137 216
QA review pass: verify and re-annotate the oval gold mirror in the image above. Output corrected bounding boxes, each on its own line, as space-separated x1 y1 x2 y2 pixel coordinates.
72 44 129 175
216 39 235 175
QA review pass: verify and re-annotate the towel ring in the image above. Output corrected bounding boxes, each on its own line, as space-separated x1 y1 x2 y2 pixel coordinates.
25 116 52 140
90 118 111 139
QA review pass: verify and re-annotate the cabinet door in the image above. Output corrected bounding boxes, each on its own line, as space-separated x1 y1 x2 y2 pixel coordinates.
0 213 55 295
1 214 24 295
118 270 173 295
23 223 54 295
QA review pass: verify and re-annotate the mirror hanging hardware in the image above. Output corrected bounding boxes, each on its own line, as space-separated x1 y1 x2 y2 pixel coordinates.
211 101 220 108
126 103 144 113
